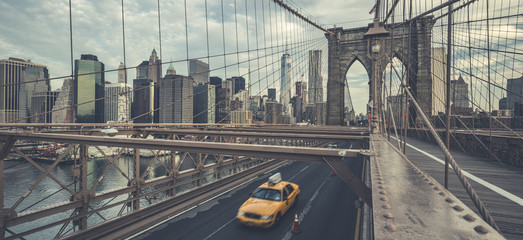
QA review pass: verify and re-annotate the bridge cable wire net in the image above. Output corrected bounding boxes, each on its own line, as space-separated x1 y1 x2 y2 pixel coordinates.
0 1 328 128
376 0 523 234
0 1 331 239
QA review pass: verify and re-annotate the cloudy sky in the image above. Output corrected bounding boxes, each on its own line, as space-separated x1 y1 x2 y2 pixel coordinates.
0 0 384 115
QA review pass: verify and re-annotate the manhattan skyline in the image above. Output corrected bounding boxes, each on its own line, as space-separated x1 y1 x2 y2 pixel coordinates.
0 0 374 115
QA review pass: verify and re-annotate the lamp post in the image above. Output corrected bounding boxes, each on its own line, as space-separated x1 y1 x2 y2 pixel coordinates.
365 17 389 134
371 41 381 133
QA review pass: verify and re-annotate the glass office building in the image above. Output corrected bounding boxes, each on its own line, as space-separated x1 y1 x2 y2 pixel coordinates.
74 54 105 123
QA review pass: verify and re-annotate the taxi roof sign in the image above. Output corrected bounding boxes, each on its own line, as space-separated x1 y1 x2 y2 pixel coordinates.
268 173 282 186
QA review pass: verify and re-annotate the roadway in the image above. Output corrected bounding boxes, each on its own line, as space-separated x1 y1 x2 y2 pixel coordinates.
130 142 363 240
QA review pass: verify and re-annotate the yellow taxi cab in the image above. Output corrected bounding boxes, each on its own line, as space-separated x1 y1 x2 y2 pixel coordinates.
236 173 300 228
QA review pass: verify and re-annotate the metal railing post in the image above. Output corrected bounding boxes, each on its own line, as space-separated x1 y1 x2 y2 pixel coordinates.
133 148 141 210
78 144 89 230
0 137 15 240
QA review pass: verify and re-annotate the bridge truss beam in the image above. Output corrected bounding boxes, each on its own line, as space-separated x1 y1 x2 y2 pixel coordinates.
0 129 370 239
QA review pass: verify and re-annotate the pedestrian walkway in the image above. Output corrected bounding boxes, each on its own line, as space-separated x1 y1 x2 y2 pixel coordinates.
401 137 523 240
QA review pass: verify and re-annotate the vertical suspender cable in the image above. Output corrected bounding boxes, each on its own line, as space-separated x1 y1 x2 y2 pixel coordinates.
121 0 129 124
68 0 75 124
444 2 453 189
245 0 251 90
205 0 210 69
254 0 260 96
184 0 189 72
269 1 275 97
234 0 240 77
467 5 474 132
221 0 227 80
157 0 163 61
402 0 408 153
262 0 268 95
486 0 492 153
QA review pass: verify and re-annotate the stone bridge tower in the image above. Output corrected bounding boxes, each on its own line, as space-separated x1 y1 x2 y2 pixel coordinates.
326 16 435 126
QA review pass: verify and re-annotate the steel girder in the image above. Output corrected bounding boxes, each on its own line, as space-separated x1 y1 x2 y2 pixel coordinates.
0 130 371 239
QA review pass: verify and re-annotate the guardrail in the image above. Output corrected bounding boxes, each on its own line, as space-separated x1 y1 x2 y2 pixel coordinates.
0 131 326 239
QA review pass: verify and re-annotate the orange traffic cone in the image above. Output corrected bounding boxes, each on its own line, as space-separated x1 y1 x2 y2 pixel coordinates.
292 212 301 234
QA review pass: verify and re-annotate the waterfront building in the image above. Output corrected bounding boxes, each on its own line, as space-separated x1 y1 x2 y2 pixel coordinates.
0 57 50 123
74 54 104 123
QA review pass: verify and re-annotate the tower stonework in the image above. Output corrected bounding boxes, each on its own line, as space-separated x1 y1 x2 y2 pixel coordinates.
326 16 435 126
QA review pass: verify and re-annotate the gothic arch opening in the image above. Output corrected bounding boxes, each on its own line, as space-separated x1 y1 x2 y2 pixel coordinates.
344 57 370 125
382 57 407 128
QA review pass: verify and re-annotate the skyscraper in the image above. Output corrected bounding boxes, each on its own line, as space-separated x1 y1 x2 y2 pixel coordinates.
265 101 283 124
281 54 292 111
308 50 322 105
74 54 105 123
159 64 194 123
118 63 126 84
31 91 58 123
223 76 246 95
209 76 222 122
132 79 152 123
189 59 210 85
52 78 74 123
149 50 161 123
507 76 523 111
0 57 49 123
268 88 276 101
148 49 162 83
231 89 250 112
431 47 447 115
193 84 216 123
210 76 222 89
450 75 469 109
136 61 149 79
294 81 307 122
105 82 132 123
216 88 230 123
135 49 162 123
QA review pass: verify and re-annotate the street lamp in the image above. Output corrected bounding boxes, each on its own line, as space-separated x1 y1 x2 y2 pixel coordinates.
364 18 389 134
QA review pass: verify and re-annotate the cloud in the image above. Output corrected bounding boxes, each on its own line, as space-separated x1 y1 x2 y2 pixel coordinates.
2 0 518 116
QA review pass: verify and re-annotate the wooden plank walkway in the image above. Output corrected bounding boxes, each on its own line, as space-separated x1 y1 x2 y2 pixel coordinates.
402 137 523 240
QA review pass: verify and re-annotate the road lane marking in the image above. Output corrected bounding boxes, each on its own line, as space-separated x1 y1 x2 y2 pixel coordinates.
288 164 311 181
393 137 523 206
202 217 236 240
203 163 311 240
124 205 197 240
281 171 332 240
125 177 257 240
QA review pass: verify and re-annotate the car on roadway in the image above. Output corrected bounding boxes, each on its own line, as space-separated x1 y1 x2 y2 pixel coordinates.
327 143 338 148
236 173 300 228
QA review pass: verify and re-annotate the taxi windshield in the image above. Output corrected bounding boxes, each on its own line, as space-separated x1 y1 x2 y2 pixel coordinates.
251 188 281 201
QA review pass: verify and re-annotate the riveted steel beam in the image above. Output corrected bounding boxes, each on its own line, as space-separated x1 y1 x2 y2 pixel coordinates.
0 132 361 161
324 157 372 207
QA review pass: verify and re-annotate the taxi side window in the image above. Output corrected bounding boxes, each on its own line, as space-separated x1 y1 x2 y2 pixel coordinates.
285 184 294 194
282 189 289 200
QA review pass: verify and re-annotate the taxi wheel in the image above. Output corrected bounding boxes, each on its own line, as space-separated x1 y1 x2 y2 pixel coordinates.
274 213 281 227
